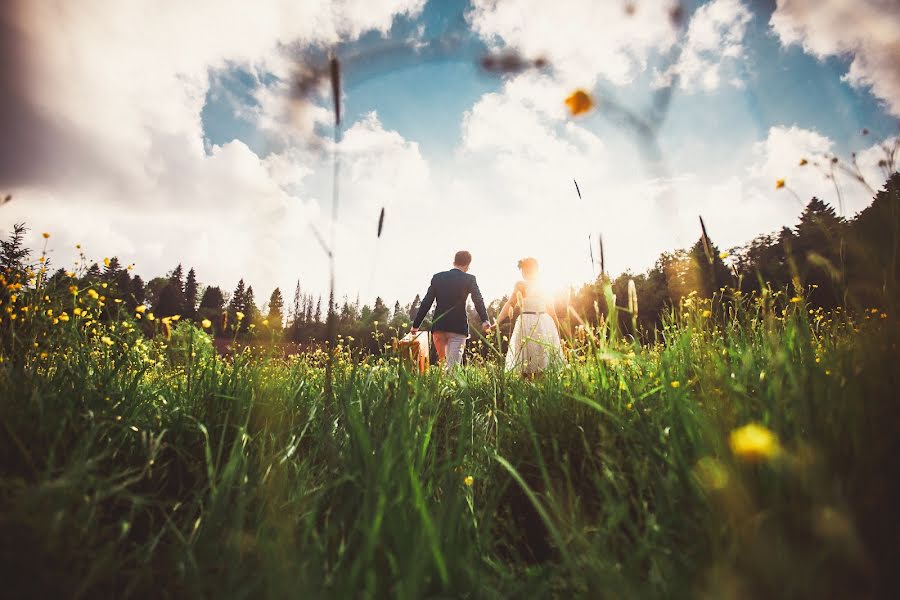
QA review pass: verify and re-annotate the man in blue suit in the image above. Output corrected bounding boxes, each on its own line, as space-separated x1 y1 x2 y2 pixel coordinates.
411 250 491 369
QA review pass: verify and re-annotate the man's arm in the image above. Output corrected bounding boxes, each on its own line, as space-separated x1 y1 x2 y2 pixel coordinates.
411 277 437 330
470 275 490 329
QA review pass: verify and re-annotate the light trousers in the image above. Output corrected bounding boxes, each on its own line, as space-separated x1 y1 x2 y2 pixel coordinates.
432 331 467 370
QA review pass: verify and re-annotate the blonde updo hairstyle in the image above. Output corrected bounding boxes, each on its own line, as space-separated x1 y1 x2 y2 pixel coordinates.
517 257 539 280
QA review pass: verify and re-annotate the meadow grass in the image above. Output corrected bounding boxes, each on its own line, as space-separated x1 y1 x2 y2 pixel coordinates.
1 291 898 599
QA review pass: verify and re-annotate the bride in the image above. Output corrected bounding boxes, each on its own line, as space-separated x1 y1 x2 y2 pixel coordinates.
496 257 564 375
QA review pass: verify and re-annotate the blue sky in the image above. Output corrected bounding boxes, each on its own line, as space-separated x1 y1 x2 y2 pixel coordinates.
4 0 899 305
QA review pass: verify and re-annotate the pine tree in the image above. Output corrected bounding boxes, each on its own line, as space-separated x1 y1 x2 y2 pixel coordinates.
291 281 302 325
687 236 731 297
372 296 390 324
267 288 285 329
128 275 146 309
184 268 199 319
795 197 845 306
227 279 246 327
156 282 186 317
169 264 185 293
314 296 322 324
409 294 421 320
244 285 259 330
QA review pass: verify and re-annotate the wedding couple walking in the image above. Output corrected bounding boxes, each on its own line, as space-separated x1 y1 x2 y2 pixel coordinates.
410 250 564 374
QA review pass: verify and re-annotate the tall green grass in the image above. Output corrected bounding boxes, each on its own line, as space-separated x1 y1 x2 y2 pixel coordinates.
1 292 898 598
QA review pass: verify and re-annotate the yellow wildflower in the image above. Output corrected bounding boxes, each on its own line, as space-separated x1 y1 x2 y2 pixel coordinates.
135 305 147 313
719 251 729 259
790 296 802 303
236 311 245 321
147 312 155 321
463 475 474 487
729 423 780 463
564 89 594 116
69 285 78 295
101 336 114 346
702 310 712 318
103 257 110 267
262 319 269 327
58 312 70 322
170 315 180 321
670 380 681 388
87 289 99 299
201 319 212 329
73 307 83 316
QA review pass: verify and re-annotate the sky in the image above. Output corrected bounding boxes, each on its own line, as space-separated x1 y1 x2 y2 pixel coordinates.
1 0 899 308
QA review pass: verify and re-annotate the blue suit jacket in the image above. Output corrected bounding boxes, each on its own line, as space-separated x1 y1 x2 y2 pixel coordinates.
412 268 489 336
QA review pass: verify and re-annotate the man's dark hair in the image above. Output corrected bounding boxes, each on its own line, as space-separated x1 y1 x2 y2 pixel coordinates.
454 250 472 267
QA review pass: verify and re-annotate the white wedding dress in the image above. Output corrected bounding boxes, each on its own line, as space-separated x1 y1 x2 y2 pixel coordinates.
505 281 564 374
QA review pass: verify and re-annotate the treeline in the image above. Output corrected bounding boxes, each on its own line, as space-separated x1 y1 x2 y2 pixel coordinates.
569 172 900 338
2 173 898 352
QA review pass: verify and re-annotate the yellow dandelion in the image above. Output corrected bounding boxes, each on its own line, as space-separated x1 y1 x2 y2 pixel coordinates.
201 318 212 329
670 380 681 388
775 179 785 189
729 423 780 463
463 475 474 487
564 89 594 116
135 304 147 313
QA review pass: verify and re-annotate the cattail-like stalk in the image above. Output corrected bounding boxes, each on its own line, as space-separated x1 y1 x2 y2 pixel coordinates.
598 234 606 277
627 279 638 318
699 215 713 265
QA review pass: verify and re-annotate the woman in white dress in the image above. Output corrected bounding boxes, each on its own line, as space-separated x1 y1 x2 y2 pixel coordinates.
497 257 565 375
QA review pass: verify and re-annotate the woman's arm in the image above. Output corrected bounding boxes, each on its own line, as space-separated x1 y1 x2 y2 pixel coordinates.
497 282 525 324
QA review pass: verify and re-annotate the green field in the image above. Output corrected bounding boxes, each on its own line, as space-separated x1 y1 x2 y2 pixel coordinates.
2 283 898 599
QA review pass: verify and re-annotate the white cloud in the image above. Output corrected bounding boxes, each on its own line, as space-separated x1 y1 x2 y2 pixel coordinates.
467 0 678 86
1 0 426 303
656 0 753 92
770 0 900 116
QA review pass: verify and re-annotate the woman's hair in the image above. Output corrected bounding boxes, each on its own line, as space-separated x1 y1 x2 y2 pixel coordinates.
517 257 539 278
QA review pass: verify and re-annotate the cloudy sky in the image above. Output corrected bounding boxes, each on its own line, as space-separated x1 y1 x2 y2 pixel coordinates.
1 0 898 306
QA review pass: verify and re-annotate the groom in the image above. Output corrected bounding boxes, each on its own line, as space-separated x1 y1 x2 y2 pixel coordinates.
411 250 491 369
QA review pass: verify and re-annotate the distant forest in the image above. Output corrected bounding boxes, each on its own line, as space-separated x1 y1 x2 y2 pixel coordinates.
3 172 898 354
